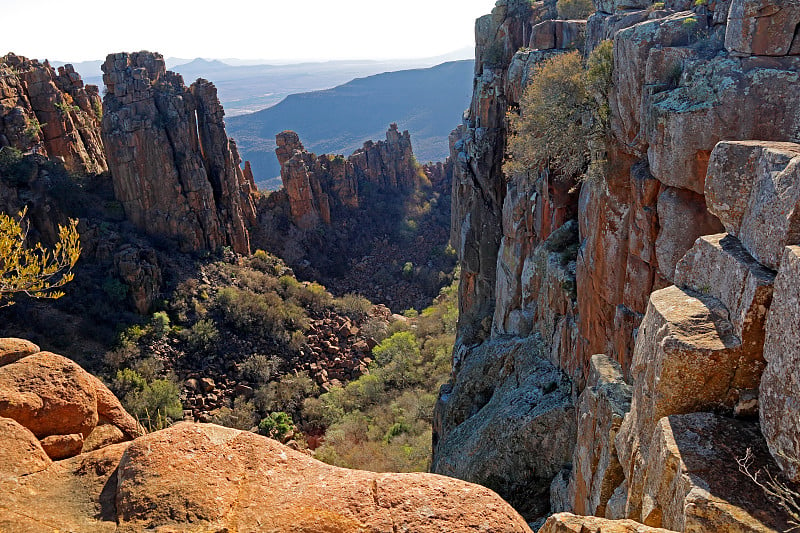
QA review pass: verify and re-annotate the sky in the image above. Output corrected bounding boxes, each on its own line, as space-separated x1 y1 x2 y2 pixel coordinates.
3 0 494 63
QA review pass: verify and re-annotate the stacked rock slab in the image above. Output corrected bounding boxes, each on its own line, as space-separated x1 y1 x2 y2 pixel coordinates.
0 53 106 174
439 0 800 523
275 124 419 230
0 344 533 532
101 51 257 254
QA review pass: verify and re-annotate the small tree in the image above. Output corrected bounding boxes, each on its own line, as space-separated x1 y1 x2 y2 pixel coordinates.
0 208 81 307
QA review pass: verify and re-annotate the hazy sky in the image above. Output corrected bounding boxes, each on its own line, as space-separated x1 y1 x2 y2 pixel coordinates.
3 0 493 62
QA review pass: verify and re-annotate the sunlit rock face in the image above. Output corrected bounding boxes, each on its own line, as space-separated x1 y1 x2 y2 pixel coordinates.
437 0 800 525
101 51 257 254
0 53 107 174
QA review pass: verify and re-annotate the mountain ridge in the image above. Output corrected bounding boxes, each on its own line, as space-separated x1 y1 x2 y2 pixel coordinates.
228 60 473 188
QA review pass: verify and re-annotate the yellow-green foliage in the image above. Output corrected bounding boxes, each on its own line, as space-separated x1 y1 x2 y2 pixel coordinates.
112 368 182 431
0 207 80 307
556 0 596 19
506 41 614 180
304 278 458 472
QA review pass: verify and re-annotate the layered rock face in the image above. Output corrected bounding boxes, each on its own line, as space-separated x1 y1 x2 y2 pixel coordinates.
0 53 106 174
275 123 420 230
101 51 257 254
0 340 532 532
437 0 800 527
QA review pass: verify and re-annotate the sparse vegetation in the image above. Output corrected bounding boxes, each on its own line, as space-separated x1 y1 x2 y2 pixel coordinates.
506 40 614 182
303 277 458 472
556 0 595 19
0 208 80 307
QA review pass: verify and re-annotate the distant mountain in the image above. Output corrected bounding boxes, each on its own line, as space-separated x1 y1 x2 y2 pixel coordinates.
52 50 474 118
227 60 474 189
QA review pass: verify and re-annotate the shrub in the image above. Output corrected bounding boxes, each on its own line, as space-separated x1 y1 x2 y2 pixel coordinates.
182 319 219 352
507 51 589 179
239 353 280 385
102 276 128 304
217 286 308 341
0 207 80 307
258 411 295 440
211 397 258 430
112 368 182 431
332 293 373 320
556 0 595 19
507 41 614 182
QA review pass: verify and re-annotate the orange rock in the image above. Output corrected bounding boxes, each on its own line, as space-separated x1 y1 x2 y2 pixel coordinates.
0 352 99 440
0 337 40 367
113 423 531 532
538 513 675 532
0 417 51 478
40 433 84 460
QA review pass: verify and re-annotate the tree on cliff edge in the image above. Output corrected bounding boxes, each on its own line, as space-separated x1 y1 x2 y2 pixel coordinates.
0 208 80 307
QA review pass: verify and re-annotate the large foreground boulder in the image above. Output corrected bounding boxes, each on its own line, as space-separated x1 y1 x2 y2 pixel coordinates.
1 422 533 532
0 346 143 460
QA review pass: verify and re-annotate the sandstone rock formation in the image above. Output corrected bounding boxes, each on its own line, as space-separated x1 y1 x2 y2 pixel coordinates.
760 245 800 482
275 124 420 230
437 0 800 526
0 340 142 460
101 51 257 254
0 53 107 174
0 346 533 532
539 513 674 532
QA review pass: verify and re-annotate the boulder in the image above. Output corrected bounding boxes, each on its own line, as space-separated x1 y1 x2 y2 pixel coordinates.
0 417 51 478
675 233 775 353
705 140 800 270
0 352 99 440
0 338 39 366
615 285 756 516
537 513 675 532
0 442 127 532
113 423 532 532
646 57 800 196
725 0 800 56
0 348 142 460
639 413 791 531
761 245 800 481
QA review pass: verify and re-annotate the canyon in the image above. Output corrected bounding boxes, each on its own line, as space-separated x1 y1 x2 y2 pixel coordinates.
2 0 800 527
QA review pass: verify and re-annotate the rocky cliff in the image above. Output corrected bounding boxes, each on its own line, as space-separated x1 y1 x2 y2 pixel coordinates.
252 125 455 312
101 51 257 255
0 338 531 532
275 123 421 230
0 53 107 174
435 0 800 528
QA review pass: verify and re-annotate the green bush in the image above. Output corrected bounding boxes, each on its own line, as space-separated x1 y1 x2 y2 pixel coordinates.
211 397 258 430
112 368 182 431
506 41 614 181
181 319 219 352
258 411 295 440
239 353 280 385
556 0 595 19
332 293 373 320
217 286 308 341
